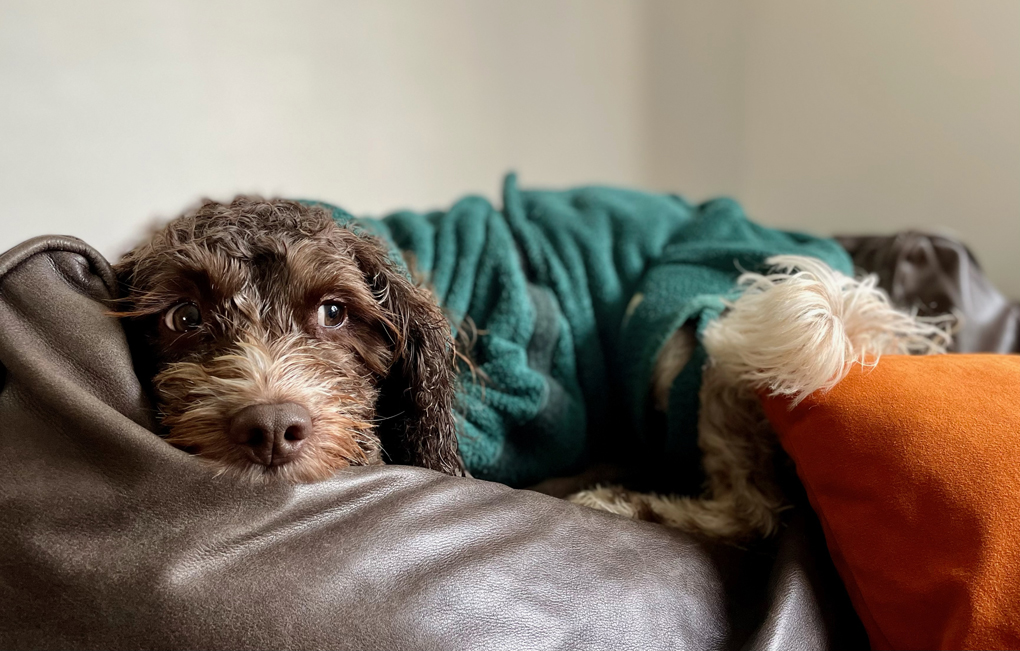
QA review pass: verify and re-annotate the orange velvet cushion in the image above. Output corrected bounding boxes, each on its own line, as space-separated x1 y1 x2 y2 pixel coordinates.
761 354 1020 651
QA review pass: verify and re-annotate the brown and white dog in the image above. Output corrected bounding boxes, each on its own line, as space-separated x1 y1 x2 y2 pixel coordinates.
114 196 464 483
116 196 950 539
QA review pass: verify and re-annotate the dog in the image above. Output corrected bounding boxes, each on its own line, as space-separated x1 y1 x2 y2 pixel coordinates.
114 196 465 483
568 255 951 537
116 194 950 540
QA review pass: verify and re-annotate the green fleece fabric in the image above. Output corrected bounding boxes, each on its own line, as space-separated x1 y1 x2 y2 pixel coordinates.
312 175 852 487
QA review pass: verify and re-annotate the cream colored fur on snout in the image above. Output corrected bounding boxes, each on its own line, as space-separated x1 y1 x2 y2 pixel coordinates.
570 255 952 539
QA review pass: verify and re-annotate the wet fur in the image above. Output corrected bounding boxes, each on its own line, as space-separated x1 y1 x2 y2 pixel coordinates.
114 197 464 482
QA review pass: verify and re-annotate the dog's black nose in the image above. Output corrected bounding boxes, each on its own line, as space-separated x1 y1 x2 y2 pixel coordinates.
228 403 312 467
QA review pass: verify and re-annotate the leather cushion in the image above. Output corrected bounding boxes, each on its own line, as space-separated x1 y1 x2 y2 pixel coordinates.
0 235 863 649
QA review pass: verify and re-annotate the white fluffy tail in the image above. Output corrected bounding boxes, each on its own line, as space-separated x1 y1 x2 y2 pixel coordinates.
703 255 952 404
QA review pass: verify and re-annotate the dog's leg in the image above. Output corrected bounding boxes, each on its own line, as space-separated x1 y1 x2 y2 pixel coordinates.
568 371 781 538
649 323 698 413
569 322 781 537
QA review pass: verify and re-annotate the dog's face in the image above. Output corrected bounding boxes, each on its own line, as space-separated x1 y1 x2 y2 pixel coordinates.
114 197 463 482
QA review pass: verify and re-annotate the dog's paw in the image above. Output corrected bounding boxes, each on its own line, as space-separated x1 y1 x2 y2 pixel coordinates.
568 485 664 523
568 485 643 518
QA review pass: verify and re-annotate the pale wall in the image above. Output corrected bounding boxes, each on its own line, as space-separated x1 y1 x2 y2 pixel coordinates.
739 0 1020 298
2 1 1017 297
0 0 647 259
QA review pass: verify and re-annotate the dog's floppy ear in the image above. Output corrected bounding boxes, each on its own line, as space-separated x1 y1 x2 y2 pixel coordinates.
110 251 161 388
346 231 465 477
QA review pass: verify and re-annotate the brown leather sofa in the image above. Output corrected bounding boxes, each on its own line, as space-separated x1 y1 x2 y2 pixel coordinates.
0 232 1015 650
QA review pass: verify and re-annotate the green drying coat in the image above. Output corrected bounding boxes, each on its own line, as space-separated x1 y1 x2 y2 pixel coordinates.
315 175 852 488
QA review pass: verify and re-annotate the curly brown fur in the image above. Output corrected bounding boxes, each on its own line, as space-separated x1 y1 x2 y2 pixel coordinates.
114 197 464 482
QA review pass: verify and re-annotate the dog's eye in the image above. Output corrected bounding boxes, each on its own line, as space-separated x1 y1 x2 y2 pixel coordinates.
164 303 202 332
317 301 347 328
